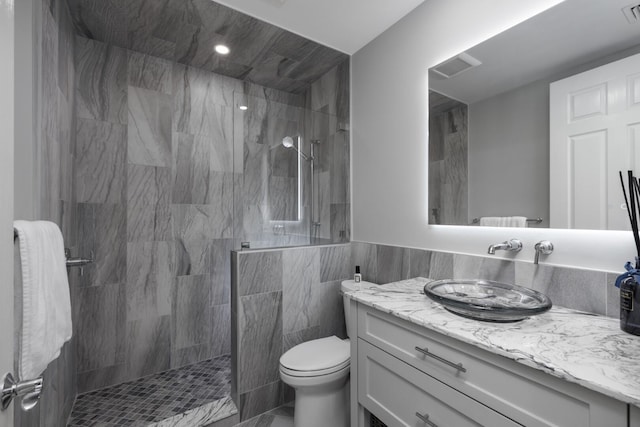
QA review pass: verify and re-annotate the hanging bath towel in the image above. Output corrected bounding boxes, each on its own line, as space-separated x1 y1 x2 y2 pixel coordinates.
14 220 72 380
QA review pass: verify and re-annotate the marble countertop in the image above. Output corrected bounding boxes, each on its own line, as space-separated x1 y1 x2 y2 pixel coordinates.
345 277 640 407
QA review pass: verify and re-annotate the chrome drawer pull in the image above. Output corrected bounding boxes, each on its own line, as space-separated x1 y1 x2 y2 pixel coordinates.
414 346 467 373
416 411 438 427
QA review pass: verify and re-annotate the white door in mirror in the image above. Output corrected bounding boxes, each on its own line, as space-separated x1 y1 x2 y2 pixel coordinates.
550 52 640 230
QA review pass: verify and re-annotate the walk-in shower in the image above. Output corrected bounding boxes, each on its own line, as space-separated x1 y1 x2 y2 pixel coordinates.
23 0 352 425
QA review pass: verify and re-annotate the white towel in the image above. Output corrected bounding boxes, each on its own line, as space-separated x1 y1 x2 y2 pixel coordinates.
479 216 528 227
14 220 72 379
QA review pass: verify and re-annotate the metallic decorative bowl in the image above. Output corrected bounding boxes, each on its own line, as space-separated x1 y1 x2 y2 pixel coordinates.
424 279 552 322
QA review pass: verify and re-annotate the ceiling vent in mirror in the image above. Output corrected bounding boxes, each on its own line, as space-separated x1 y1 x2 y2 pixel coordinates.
622 3 640 23
432 53 482 79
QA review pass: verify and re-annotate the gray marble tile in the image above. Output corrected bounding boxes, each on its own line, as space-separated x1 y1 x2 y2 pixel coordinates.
153 396 238 427
172 274 212 349
211 239 235 306
235 403 294 427
75 118 126 204
237 251 283 296
606 272 621 319
67 0 130 49
126 241 174 321
238 381 284 421
237 291 282 393
409 249 433 279
172 132 234 203
211 304 231 358
128 49 173 94
428 251 455 280
351 242 378 283
330 203 349 243
286 45 347 88
77 363 128 394
75 36 128 124
57 0 74 100
175 24 252 78
171 343 213 370
311 280 346 339
283 325 320 354
127 164 172 242
126 0 181 58
128 85 172 166
308 60 350 119
452 254 516 283
172 63 240 135
205 413 240 427
173 204 233 276
77 203 126 287
75 282 126 372
283 247 319 334
515 263 607 314
376 245 410 284
126 315 171 378
319 245 351 283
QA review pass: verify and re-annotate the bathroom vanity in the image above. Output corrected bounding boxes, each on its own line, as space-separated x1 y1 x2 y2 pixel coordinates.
345 278 640 427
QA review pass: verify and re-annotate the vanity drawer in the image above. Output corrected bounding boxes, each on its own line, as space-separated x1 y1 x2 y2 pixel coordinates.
357 304 626 427
358 339 520 427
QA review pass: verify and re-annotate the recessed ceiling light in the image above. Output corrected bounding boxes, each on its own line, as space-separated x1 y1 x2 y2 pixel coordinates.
214 44 230 55
239 105 248 111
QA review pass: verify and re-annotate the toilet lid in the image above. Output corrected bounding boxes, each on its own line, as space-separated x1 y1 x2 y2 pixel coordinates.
280 336 350 373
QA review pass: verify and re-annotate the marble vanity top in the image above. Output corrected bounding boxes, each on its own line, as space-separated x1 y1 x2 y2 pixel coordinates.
345 277 640 407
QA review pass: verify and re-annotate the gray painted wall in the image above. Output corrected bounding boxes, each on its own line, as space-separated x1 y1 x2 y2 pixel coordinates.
468 79 550 227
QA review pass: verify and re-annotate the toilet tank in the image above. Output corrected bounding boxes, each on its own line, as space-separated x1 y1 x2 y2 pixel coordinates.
341 280 377 338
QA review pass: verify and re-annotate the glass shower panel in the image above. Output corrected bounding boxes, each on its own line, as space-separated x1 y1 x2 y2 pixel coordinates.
232 92 349 249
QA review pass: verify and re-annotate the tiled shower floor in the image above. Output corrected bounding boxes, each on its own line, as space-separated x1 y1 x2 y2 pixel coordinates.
68 355 235 426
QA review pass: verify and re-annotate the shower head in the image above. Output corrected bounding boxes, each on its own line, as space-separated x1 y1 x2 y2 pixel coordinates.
282 136 294 149
282 136 311 161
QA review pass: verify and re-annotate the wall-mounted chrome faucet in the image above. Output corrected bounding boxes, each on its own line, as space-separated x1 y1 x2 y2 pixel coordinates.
534 241 554 264
487 239 522 255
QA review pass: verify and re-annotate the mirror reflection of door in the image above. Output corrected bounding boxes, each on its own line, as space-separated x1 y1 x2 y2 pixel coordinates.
550 52 640 230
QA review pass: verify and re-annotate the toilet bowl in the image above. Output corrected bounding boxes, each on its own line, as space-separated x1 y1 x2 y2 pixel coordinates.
279 280 377 427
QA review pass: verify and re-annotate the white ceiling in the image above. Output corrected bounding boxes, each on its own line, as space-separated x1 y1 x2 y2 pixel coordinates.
212 0 426 54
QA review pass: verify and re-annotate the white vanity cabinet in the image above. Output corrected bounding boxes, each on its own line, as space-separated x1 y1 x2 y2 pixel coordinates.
354 304 628 427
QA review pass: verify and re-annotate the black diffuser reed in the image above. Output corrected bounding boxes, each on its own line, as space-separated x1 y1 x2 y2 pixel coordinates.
617 171 640 335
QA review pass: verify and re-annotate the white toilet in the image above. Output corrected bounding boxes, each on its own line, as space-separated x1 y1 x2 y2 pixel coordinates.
279 280 376 427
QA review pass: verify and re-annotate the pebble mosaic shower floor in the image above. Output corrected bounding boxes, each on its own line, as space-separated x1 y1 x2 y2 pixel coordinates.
67 355 233 426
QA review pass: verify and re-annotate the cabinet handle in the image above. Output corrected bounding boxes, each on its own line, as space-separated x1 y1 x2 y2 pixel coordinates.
415 411 438 427
414 346 467 373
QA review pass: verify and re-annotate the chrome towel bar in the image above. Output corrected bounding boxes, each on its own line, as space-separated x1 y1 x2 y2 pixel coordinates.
1 373 43 411
470 217 543 225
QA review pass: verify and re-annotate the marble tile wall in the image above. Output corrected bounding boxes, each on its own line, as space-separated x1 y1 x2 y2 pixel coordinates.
428 92 468 226
231 244 351 421
67 0 348 94
305 60 351 244
72 35 240 393
15 0 78 426
351 242 620 317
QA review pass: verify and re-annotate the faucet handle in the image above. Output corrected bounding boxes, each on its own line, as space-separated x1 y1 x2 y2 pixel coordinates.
507 238 523 252
534 241 553 264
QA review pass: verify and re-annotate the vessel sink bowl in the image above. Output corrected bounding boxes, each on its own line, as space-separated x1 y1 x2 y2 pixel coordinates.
424 279 552 322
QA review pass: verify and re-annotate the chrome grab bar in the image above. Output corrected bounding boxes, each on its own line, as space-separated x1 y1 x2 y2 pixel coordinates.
1 373 43 411
416 411 438 427
415 346 467 373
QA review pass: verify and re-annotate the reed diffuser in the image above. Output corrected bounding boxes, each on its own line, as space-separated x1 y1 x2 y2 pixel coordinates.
616 171 640 335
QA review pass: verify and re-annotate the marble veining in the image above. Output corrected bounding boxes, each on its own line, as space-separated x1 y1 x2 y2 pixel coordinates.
346 277 640 406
